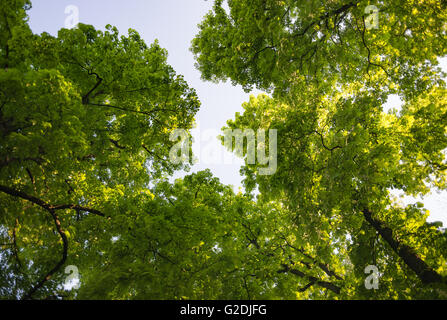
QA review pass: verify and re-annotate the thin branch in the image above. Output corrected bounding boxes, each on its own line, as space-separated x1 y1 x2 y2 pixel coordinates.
291 2 357 38
243 276 251 300
359 16 390 77
279 233 343 281
12 218 22 269
0 184 106 217
81 73 103 105
0 184 105 298
23 208 68 300
278 264 341 294
86 102 176 117
314 130 342 152
297 281 315 292
109 138 126 150
51 204 105 217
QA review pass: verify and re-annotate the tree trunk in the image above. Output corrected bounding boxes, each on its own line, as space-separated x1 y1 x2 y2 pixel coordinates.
363 208 445 285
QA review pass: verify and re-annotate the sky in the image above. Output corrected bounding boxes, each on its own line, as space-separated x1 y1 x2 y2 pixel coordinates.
27 0 446 225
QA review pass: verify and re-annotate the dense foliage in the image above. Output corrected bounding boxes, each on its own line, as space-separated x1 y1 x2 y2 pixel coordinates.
1 0 446 299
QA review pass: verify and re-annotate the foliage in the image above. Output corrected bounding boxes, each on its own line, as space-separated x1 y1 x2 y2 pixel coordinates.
0 0 199 299
0 0 446 300
193 0 447 299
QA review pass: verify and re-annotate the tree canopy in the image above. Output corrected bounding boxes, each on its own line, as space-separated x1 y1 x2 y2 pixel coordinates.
1 0 447 299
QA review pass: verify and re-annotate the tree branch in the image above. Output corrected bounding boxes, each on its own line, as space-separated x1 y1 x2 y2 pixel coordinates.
278 264 341 294
81 72 103 105
0 184 106 217
291 2 357 38
314 130 342 152
363 208 446 285
23 208 68 299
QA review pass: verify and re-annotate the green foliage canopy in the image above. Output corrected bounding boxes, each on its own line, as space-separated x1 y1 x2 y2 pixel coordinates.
0 0 446 300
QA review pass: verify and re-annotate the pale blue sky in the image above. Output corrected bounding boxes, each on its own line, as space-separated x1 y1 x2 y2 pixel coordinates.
27 0 446 225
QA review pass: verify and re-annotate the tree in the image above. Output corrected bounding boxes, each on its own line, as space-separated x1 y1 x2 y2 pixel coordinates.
0 0 199 299
222 89 447 298
193 0 447 298
75 169 347 299
191 0 446 98
1 0 447 300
